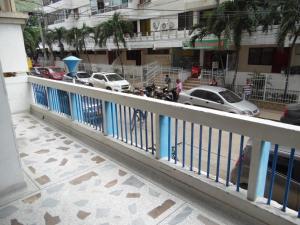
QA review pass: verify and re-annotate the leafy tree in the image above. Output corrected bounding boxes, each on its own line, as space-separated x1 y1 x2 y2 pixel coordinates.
22 15 40 61
94 13 133 76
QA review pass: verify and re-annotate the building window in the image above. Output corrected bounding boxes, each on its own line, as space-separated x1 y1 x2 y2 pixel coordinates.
198 9 213 26
248 48 274 65
139 0 151 4
147 49 170 55
178 11 193 31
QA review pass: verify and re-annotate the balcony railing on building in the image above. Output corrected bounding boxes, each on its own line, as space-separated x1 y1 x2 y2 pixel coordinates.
43 0 62 6
91 1 129 15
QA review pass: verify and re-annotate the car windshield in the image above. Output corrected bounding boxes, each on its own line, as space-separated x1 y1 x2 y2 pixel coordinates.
77 73 90 78
106 74 123 81
219 90 242 103
50 67 64 73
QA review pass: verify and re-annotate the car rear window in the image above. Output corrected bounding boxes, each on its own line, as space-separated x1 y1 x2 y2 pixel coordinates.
219 90 242 103
77 73 90 78
50 67 64 73
106 74 123 81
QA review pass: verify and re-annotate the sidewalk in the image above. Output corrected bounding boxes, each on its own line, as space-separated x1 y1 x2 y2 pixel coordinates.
259 108 282 121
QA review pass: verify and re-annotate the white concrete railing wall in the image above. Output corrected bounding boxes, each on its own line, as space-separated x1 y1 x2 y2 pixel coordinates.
28 76 300 224
5 75 31 114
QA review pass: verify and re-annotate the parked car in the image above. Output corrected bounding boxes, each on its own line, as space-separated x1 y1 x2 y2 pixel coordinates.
178 86 260 116
41 66 65 80
63 71 91 85
280 104 300 125
231 139 300 210
89 72 131 92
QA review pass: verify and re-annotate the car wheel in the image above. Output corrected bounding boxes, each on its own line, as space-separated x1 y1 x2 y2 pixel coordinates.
106 87 112 90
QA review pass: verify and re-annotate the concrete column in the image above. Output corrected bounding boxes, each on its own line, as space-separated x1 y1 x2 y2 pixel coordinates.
137 20 141 34
199 50 204 67
0 63 25 197
247 139 271 201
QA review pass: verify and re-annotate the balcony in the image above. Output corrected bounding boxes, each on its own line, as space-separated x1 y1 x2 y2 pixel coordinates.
1 75 300 225
91 2 129 15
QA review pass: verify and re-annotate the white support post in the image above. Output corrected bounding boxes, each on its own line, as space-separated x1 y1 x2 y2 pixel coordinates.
263 74 268 101
247 138 271 201
0 62 26 197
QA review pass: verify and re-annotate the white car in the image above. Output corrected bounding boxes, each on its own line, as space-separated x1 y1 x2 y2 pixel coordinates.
178 85 260 116
89 72 131 92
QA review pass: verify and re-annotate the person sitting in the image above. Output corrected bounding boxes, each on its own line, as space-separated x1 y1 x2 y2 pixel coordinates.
209 78 218 86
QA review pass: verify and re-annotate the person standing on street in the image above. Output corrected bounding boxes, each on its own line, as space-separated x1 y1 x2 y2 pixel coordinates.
165 74 171 90
243 79 253 100
175 79 183 101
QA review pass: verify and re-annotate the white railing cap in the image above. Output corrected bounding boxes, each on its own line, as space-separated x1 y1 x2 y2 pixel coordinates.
29 76 300 149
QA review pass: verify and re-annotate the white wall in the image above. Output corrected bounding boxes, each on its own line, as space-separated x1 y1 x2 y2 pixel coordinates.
4 75 31 114
0 66 26 198
0 24 28 73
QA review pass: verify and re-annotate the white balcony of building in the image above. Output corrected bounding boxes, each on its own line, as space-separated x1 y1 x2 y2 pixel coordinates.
1 72 300 225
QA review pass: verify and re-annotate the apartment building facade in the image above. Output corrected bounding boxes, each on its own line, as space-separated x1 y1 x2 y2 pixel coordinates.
0 0 28 73
43 0 300 76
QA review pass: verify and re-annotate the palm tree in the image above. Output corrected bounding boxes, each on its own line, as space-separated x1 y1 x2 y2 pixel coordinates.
65 24 94 63
65 27 81 56
44 29 55 65
94 13 133 76
190 0 255 86
53 27 67 59
276 0 299 97
79 24 94 64
258 0 300 97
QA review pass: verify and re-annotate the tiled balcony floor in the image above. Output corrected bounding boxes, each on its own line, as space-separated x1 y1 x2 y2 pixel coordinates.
0 113 247 225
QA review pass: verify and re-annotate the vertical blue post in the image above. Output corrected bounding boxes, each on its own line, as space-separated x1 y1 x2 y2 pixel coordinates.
104 101 117 136
47 87 61 112
157 115 172 159
70 93 83 121
247 140 271 201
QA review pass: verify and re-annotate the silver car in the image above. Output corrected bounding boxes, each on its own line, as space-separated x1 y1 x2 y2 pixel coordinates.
178 85 260 116
63 71 91 86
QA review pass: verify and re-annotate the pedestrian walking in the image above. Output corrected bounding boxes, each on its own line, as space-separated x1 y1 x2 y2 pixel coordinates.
243 79 253 100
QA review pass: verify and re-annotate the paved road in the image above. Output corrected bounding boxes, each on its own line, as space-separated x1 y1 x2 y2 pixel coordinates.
109 105 283 185
114 109 248 184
